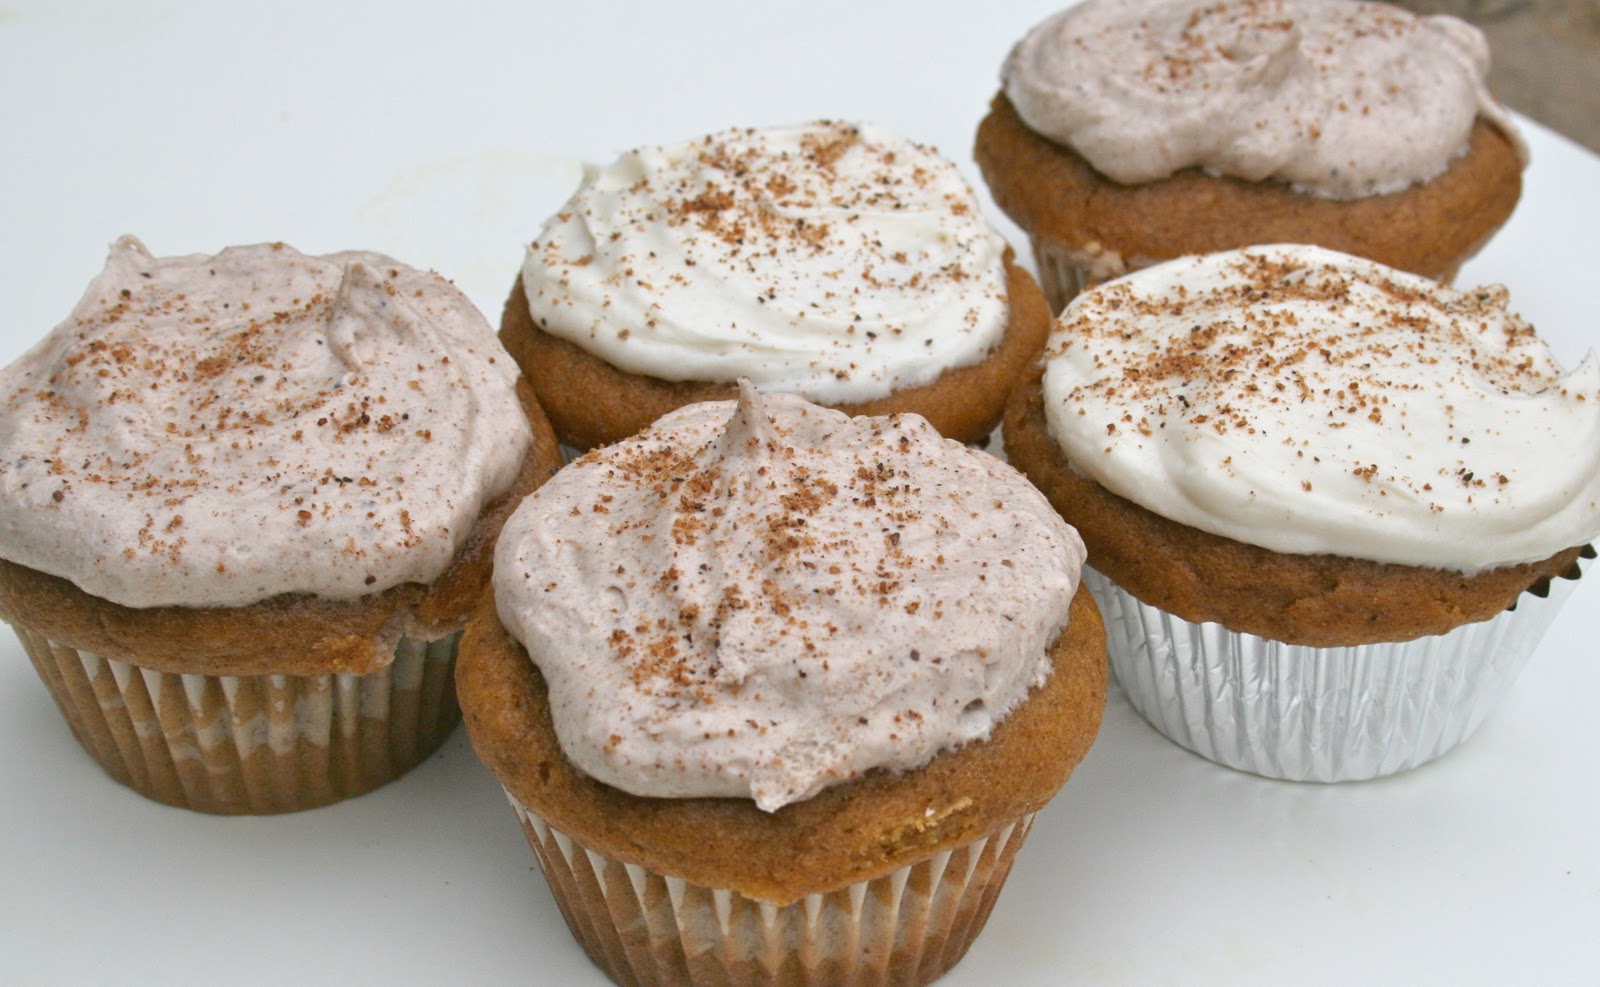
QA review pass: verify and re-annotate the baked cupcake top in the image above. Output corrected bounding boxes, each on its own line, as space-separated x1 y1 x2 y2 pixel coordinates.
1002 0 1523 198
0 236 532 608
1040 244 1600 573
521 121 1012 404
493 382 1085 812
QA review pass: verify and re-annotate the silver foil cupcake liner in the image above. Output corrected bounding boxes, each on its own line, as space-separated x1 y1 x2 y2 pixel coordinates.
13 627 462 813
506 792 1035 987
1084 555 1588 782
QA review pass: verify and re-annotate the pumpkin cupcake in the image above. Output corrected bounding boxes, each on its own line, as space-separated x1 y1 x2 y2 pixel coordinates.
0 236 562 813
976 0 1527 311
1004 244 1597 780
459 383 1105 986
503 120 1049 449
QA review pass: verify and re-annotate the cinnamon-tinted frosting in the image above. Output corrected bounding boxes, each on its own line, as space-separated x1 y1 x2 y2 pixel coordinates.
493 384 1085 811
1002 0 1524 198
0 237 532 607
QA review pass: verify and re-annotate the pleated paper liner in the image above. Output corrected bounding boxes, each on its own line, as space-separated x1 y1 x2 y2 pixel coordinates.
13 627 462 813
1086 546 1591 781
1027 236 1141 314
506 792 1036 987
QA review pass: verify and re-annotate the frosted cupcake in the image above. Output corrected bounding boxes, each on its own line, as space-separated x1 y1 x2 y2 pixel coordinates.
975 0 1527 311
1004 244 1597 781
502 120 1050 449
0 236 562 813
459 383 1106 986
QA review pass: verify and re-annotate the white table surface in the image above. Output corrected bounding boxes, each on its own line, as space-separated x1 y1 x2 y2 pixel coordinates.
2 2 1597 984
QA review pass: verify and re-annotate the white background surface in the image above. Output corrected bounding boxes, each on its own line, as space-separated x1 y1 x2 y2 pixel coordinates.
2 2 1597 984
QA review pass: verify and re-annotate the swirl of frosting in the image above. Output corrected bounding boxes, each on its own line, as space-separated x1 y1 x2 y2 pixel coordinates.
1002 0 1524 198
1040 245 1600 573
520 121 1011 404
493 383 1085 811
0 236 533 607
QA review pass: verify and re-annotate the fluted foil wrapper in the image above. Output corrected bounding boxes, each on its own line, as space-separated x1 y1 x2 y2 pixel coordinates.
1085 558 1587 782
12 626 461 813
506 792 1035 987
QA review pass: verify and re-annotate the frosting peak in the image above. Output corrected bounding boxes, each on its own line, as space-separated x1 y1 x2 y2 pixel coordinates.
1039 245 1600 572
0 236 532 607
521 121 1011 403
494 384 1085 811
1002 0 1524 198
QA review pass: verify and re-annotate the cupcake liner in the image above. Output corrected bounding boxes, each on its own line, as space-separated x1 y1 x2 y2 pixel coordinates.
505 792 1035 987
1028 236 1135 313
1085 555 1588 782
11 626 462 813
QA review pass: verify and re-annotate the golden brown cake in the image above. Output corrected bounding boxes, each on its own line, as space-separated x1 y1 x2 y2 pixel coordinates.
977 0 1527 311
978 96 1523 311
504 121 1050 449
501 253 1048 450
0 238 564 813
458 587 1104 906
459 384 1106 985
1006 375 1582 647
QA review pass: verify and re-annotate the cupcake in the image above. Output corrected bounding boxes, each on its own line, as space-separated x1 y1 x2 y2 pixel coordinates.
501 120 1050 449
1003 244 1598 781
975 0 1527 312
0 236 562 814
458 382 1106 986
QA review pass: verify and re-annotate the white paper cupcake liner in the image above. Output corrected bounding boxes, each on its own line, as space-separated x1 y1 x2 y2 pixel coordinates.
12 627 462 813
1028 236 1138 314
505 791 1034 987
1084 555 1587 782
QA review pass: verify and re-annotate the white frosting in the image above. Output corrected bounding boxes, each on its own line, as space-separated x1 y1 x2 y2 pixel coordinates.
0 236 532 608
1040 245 1600 573
494 384 1085 811
1003 0 1525 199
520 121 1011 403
